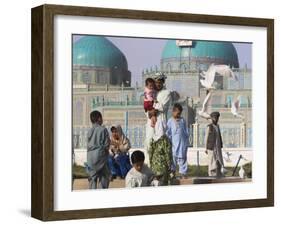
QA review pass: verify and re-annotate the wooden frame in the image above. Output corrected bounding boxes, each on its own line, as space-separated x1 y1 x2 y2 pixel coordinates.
31 4 274 221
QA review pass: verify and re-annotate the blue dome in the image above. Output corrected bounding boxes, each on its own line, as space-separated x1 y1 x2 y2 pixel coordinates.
73 36 128 69
162 40 239 68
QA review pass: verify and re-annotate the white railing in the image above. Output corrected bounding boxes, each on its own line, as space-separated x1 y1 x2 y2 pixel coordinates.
74 147 252 167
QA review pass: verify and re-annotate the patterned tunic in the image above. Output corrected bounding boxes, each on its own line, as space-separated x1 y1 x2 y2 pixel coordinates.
148 135 172 185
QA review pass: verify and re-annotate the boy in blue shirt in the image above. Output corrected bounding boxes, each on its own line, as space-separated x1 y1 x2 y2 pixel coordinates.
166 103 189 178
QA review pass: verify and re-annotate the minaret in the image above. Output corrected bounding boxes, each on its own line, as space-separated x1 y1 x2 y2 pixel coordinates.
193 117 199 148
240 122 247 148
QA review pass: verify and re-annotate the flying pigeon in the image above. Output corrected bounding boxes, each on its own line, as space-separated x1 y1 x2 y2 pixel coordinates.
200 63 216 90
200 64 237 90
198 91 212 120
231 96 244 119
213 64 238 81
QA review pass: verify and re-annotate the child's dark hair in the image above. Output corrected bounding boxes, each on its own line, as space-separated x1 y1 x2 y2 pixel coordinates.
145 78 155 86
173 103 183 112
131 150 145 164
110 126 117 132
90 110 102 123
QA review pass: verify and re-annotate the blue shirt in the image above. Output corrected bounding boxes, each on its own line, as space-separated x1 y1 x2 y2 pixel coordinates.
166 117 189 158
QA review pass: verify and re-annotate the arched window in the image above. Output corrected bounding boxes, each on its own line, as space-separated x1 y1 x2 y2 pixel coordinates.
73 100 83 126
110 67 119 85
81 72 91 84
226 95 233 108
180 63 189 73
198 63 208 71
165 63 172 73
239 96 248 107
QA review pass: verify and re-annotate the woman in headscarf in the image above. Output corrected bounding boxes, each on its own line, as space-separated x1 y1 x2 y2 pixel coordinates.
108 125 132 179
146 72 179 185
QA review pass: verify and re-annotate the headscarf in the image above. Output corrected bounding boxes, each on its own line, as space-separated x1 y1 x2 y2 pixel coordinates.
111 125 125 141
110 125 131 153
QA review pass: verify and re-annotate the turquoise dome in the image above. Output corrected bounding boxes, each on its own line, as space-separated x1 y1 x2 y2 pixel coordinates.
162 40 239 67
73 36 128 69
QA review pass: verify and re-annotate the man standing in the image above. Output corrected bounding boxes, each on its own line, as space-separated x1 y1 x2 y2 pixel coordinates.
147 73 173 186
205 112 225 177
87 111 111 189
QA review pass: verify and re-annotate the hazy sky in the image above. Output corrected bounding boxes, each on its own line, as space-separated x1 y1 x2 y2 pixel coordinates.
73 35 251 85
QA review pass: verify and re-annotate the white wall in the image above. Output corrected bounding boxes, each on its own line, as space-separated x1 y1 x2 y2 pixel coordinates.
0 0 279 225
74 148 253 167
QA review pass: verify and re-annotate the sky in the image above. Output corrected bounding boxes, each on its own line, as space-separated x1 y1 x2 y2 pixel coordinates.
73 35 252 85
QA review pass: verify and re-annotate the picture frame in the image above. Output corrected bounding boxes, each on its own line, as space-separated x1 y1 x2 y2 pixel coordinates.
31 4 274 221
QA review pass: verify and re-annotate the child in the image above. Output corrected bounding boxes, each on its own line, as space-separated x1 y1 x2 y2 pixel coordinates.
125 150 155 188
86 110 111 189
144 77 157 127
108 125 131 179
166 103 189 178
205 111 225 177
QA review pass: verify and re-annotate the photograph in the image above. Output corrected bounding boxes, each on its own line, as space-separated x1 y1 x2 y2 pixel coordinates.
30 4 274 220
71 35 253 190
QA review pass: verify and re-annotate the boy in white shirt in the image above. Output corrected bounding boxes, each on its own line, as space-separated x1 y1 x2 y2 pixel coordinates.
125 150 155 188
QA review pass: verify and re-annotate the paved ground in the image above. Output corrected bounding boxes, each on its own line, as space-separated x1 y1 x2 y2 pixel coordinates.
73 177 251 190
73 178 126 190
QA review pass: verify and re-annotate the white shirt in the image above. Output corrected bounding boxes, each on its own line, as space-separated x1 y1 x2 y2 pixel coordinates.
125 164 154 188
145 89 172 145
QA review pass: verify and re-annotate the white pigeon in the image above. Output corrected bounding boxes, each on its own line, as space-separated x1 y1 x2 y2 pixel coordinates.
198 91 212 119
214 64 238 81
239 165 246 179
221 167 228 175
231 96 244 119
200 64 237 90
223 151 232 162
200 63 216 90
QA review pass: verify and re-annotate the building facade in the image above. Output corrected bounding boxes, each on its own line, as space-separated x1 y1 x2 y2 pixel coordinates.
73 37 252 150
